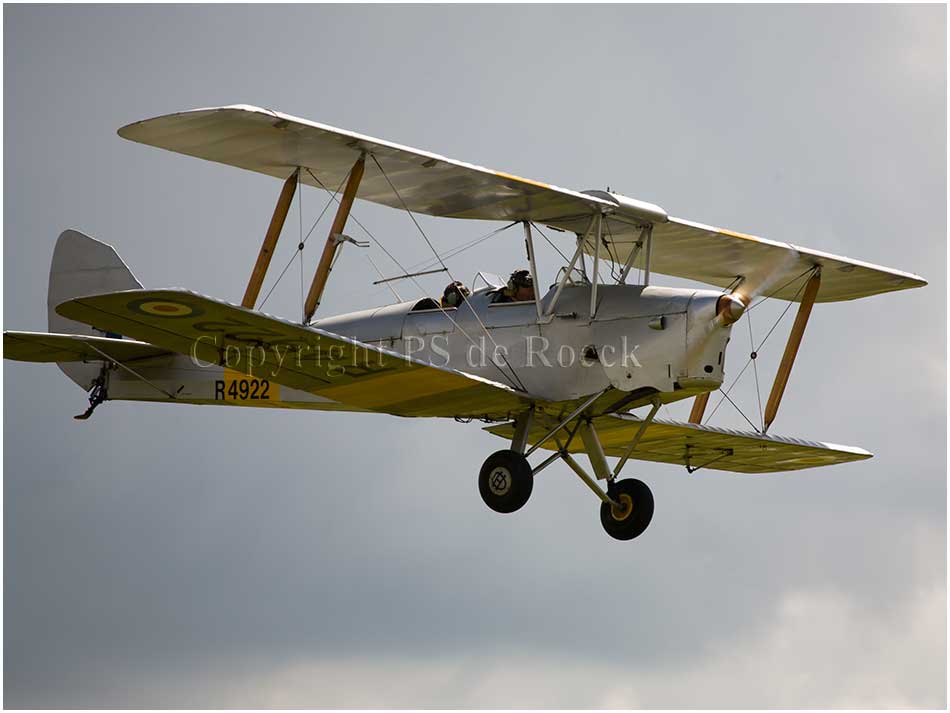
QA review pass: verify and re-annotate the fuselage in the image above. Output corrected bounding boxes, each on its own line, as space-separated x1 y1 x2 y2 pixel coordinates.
312 282 735 405
99 281 735 412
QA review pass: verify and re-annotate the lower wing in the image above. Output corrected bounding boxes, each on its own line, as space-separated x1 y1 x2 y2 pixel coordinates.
54 289 531 419
486 412 871 474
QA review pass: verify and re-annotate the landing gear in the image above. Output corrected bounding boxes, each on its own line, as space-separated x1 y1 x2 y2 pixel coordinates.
478 449 533 513
600 478 654 540
477 400 660 539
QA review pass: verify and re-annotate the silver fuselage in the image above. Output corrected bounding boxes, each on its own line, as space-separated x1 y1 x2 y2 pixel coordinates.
96 282 732 411
312 283 734 404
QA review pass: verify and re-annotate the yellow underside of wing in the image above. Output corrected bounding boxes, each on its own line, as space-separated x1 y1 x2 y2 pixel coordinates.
55 289 531 420
486 412 872 474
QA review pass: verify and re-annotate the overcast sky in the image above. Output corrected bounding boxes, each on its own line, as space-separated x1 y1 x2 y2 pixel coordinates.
3 5 946 708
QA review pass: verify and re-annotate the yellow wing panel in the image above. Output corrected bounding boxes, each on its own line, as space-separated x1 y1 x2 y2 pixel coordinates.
4 331 169 363
55 289 530 419
486 413 872 474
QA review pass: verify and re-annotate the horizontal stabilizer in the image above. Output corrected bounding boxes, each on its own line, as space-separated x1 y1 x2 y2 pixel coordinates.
4 331 169 364
486 412 872 474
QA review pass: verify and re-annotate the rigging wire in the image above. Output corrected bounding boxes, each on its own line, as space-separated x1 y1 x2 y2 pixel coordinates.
305 164 528 392
748 309 764 431
529 222 572 265
746 266 818 313
368 155 530 392
370 154 448 271
719 390 761 432
305 167 411 282
703 271 812 426
298 168 304 322
402 221 519 276
258 169 350 311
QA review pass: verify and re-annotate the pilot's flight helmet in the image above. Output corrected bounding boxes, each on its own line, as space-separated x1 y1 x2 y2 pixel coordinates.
441 280 471 308
507 269 533 291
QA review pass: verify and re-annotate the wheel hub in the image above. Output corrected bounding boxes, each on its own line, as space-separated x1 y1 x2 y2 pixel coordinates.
610 493 634 521
489 466 512 496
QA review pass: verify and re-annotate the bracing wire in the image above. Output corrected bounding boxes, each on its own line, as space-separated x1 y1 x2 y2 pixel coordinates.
528 222 572 265
401 221 519 276
258 169 350 311
368 155 530 392
370 154 448 272
305 165 528 391
746 266 818 313
298 168 304 322
719 390 761 432
305 168 410 281
704 270 813 426
748 309 764 431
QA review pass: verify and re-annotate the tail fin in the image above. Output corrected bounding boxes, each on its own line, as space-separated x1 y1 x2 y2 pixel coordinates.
48 229 142 335
47 230 143 389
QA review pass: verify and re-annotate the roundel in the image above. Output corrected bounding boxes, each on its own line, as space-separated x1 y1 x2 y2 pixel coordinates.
127 298 204 319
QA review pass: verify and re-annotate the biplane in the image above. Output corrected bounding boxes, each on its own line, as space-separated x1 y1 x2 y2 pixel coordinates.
4 105 928 540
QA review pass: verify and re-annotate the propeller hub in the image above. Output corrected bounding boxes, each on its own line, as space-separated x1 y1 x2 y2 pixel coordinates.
716 294 747 325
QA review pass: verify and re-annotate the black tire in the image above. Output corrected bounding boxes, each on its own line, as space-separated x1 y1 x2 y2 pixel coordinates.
478 449 533 513
600 478 654 540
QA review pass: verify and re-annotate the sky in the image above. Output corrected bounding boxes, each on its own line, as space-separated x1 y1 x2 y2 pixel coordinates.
3 4 946 708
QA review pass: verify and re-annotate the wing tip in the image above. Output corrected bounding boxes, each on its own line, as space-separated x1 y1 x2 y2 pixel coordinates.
117 104 272 140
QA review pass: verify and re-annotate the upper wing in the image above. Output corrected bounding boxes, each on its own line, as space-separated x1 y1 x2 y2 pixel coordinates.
4 331 168 363
118 104 613 223
118 104 926 303
485 412 872 474
54 289 531 419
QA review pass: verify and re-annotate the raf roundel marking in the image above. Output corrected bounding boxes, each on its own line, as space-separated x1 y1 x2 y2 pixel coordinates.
127 298 204 319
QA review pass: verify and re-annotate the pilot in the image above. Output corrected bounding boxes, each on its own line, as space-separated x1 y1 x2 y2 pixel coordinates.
494 269 535 303
440 280 471 308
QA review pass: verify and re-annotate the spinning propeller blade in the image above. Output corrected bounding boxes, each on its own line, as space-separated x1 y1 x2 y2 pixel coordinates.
687 251 800 362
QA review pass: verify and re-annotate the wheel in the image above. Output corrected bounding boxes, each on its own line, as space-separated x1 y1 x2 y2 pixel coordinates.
478 449 533 513
600 478 654 540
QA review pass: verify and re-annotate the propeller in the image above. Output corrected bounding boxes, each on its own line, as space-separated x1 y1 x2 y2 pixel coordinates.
687 251 799 362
